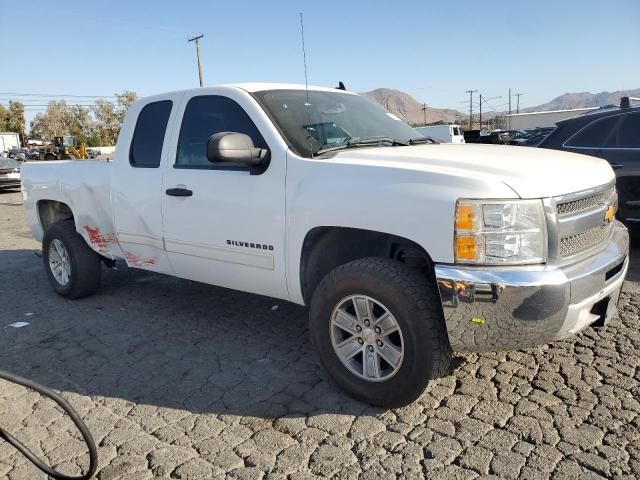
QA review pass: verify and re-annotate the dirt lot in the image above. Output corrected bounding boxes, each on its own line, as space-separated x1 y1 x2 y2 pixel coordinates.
1 188 639 479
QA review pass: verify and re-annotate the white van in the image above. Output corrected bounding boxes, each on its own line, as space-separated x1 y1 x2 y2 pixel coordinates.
415 125 465 144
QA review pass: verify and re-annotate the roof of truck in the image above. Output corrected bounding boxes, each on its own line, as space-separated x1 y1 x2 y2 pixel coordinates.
149 83 358 99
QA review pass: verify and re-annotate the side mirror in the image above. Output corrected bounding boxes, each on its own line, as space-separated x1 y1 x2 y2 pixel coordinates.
206 132 267 166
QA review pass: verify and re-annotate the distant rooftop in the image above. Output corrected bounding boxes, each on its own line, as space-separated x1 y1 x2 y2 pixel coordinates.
507 107 599 117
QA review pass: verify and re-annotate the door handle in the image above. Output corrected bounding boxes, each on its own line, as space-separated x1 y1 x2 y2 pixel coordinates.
165 187 193 197
610 164 624 170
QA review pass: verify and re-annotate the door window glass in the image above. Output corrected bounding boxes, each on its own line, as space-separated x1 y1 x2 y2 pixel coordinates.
611 112 640 148
130 100 173 168
565 115 621 148
176 95 267 167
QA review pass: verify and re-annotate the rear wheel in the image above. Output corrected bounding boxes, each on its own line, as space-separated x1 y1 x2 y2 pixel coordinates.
43 220 102 299
309 257 452 408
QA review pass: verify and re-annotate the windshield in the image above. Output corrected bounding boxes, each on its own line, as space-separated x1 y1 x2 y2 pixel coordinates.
253 89 421 157
0 158 20 169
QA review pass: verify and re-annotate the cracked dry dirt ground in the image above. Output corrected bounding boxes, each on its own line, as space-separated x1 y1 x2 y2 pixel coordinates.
1 189 639 479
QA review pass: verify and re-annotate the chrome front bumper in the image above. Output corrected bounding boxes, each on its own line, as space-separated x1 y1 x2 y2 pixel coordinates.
435 221 629 352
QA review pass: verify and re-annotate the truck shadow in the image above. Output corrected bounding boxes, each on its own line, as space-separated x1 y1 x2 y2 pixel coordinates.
0 250 379 418
2 245 639 418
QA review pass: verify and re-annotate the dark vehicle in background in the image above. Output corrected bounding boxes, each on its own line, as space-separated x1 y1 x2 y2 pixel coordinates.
463 129 483 143
7 147 27 161
539 97 640 228
510 127 555 146
0 157 21 190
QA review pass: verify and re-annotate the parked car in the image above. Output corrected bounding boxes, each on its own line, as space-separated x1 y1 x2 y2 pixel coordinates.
0 157 21 190
539 97 640 228
22 83 628 407
86 148 101 159
510 127 555 146
463 129 484 143
7 147 27 161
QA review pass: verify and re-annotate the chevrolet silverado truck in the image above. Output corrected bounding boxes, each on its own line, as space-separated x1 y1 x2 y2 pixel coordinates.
22 84 629 407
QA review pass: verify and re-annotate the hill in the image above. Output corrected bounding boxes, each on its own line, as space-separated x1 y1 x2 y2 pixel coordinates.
360 88 463 125
520 88 640 113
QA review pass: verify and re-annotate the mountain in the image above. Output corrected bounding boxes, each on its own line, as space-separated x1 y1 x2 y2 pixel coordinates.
360 88 464 125
359 87 640 126
520 88 640 113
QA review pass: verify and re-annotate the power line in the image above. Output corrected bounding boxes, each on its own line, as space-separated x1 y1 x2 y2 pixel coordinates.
0 92 116 98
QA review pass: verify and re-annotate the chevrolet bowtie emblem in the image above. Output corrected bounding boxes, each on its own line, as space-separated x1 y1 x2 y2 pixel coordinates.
604 205 616 223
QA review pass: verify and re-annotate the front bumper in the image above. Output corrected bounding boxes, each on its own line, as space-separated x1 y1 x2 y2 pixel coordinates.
435 220 629 352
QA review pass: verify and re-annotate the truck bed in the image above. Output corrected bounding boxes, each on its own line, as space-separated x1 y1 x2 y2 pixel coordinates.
21 160 123 259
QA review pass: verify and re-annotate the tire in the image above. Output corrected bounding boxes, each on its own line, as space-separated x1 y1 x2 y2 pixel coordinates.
309 257 452 408
42 220 102 299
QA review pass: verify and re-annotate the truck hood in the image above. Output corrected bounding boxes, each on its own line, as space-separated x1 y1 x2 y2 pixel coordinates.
328 144 615 198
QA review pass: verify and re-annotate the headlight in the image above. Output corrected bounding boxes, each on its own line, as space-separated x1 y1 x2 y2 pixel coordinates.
454 199 547 265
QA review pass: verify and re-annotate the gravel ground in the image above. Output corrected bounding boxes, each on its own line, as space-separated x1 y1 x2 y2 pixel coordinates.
0 188 639 479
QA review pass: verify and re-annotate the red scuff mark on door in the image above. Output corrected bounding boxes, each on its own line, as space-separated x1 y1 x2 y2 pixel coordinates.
123 251 157 268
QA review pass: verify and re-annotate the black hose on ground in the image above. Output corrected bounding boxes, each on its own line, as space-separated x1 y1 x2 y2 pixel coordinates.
0 369 98 480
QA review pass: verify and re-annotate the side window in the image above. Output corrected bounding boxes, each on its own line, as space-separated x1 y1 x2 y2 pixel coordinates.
610 112 640 148
565 115 622 149
129 100 173 168
176 95 267 168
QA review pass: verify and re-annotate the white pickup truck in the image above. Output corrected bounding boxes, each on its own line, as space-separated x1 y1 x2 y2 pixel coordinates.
22 83 629 407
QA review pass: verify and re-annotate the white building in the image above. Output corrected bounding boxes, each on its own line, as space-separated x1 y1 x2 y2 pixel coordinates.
507 107 599 130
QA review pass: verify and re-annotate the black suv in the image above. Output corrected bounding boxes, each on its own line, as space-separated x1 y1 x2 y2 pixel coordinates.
538 97 640 228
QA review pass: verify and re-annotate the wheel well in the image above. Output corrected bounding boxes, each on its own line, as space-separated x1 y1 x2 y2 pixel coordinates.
38 200 74 231
300 227 434 304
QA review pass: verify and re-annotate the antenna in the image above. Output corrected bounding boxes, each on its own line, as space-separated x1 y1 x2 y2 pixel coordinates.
299 12 313 156
299 13 310 96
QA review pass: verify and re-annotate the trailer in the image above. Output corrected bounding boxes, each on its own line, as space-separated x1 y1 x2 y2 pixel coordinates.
0 132 21 153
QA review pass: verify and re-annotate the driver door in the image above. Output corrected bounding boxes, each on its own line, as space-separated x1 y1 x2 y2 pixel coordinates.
161 91 288 300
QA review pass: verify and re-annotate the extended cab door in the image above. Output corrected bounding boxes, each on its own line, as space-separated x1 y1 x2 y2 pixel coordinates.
111 94 180 273
160 89 289 299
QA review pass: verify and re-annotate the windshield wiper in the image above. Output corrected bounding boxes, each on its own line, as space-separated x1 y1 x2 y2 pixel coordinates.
315 136 409 156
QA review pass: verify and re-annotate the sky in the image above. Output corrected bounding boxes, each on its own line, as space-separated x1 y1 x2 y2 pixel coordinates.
2 0 639 124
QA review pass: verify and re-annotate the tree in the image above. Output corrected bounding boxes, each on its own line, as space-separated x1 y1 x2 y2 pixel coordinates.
115 90 137 123
28 90 137 146
91 100 120 145
29 101 69 140
0 105 8 130
65 105 94 145
0 101 26 143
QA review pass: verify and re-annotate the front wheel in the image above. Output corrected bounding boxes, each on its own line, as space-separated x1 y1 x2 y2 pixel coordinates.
309 257 452 408
42 220 102 299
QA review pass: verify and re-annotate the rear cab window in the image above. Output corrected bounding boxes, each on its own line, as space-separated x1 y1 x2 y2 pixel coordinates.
129 100 173 168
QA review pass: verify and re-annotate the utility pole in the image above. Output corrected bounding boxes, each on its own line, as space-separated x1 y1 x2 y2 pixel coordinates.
508 88 512 129
515 93 524 113
188 34 205 87
479 94 501 130
421 102 428 126
465 90 477 129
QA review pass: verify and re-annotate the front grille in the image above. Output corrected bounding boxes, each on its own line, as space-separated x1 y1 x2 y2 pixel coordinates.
560 225 610 257
557 191 608 216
